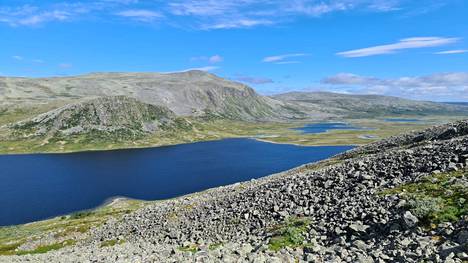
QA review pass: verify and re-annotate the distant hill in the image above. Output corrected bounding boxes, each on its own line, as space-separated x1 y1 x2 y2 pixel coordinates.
442 102 468 106
0 71 301 121
1 73 466 126
10 96 188 138
272 91 468 118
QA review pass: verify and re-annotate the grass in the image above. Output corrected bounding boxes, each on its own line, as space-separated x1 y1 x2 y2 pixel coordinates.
178 244 199 253
1 115 461 155
69 211 95 220
15 240 76 255
208 243 223 250
381 169 467 225
100 239 125 248
268 217 311 252
0 199 146 256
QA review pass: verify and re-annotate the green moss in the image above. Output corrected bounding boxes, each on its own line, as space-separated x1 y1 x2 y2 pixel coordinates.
0 242 23 255
380 169 467 225
16 240 76 255
0 199 145 257
208 243 223 250
268 217 311 252
100 239 125 248
69 211 95 220
178 244 199 253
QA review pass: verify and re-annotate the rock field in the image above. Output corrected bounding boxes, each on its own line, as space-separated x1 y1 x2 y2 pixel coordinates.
2 120 467 263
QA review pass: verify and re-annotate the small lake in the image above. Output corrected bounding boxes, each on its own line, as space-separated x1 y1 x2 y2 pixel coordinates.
0 138 353 226
384 118 420 122
293 122 364 134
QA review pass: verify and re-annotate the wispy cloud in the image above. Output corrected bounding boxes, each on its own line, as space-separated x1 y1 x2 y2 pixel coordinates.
12 55 23 60
0 0 407 29
168 0 403 29
116 9 163 22
191 55 224 64
202 18 274 29
234 75 274 84
180 66 219 72
337 37 460 57
59 63 73 69
0 5 79 26
275 61 301 65
435 49 467 55
322 72 468 100
263 53 308 63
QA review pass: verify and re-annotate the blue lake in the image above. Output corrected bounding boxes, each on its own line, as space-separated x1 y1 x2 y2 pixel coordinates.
0 138 353 226
293 122 364 134
384 118 420 122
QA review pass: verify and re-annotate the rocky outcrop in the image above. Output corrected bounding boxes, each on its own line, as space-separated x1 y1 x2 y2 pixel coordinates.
2 120 467 262
11 96 184 137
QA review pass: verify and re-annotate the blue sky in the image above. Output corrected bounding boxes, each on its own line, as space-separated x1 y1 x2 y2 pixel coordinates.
1 0 467 101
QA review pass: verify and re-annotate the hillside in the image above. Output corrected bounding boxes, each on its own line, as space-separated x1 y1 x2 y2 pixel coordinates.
1 120 466 262
2 72 465 124
273 91 468 118
9 96 188 139
0 72 467 154
0 71 302 121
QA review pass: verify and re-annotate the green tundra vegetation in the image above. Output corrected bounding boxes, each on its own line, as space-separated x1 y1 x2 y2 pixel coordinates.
0 199 145 256
0 105 464 155
381 169 467 226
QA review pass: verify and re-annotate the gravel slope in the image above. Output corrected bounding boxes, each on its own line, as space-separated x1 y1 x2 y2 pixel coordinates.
2 120 467 263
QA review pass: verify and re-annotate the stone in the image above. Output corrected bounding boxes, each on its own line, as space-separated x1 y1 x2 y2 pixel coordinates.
402 211 419 228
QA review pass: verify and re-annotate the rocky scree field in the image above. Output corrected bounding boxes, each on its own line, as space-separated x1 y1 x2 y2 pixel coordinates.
1 119 467 262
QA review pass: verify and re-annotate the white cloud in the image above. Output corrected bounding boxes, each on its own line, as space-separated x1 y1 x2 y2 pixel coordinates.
32 59 44 63
435 50 467 55
208 55 223 63
12 55 23 60
337 37 460 57
322 72 468 100
275 61 301 65
180 66 219 72
59 63 73 69
0 0 406 29
234 75 274 84
263 53 308 63
168 0 403 29
202 18 274 29
18 10 71 26
191 55 224 64
116 9 163 22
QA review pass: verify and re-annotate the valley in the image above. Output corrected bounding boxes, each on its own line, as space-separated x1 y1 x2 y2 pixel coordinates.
0 71 466 154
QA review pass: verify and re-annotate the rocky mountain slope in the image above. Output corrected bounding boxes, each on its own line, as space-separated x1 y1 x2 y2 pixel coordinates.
10 96 186 138
0 71 301 121
273 91 468 118
1 72 466 124
3 120 467 262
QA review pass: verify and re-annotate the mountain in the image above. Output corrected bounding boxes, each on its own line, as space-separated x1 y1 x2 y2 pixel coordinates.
1 72 466 123
0 71 300 121
273 91 468 117
443 102 468 106
10 96 188 138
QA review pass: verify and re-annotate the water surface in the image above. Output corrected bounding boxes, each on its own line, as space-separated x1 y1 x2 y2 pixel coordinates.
0 138 353 226
293 122 364 134
384 118 420 122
